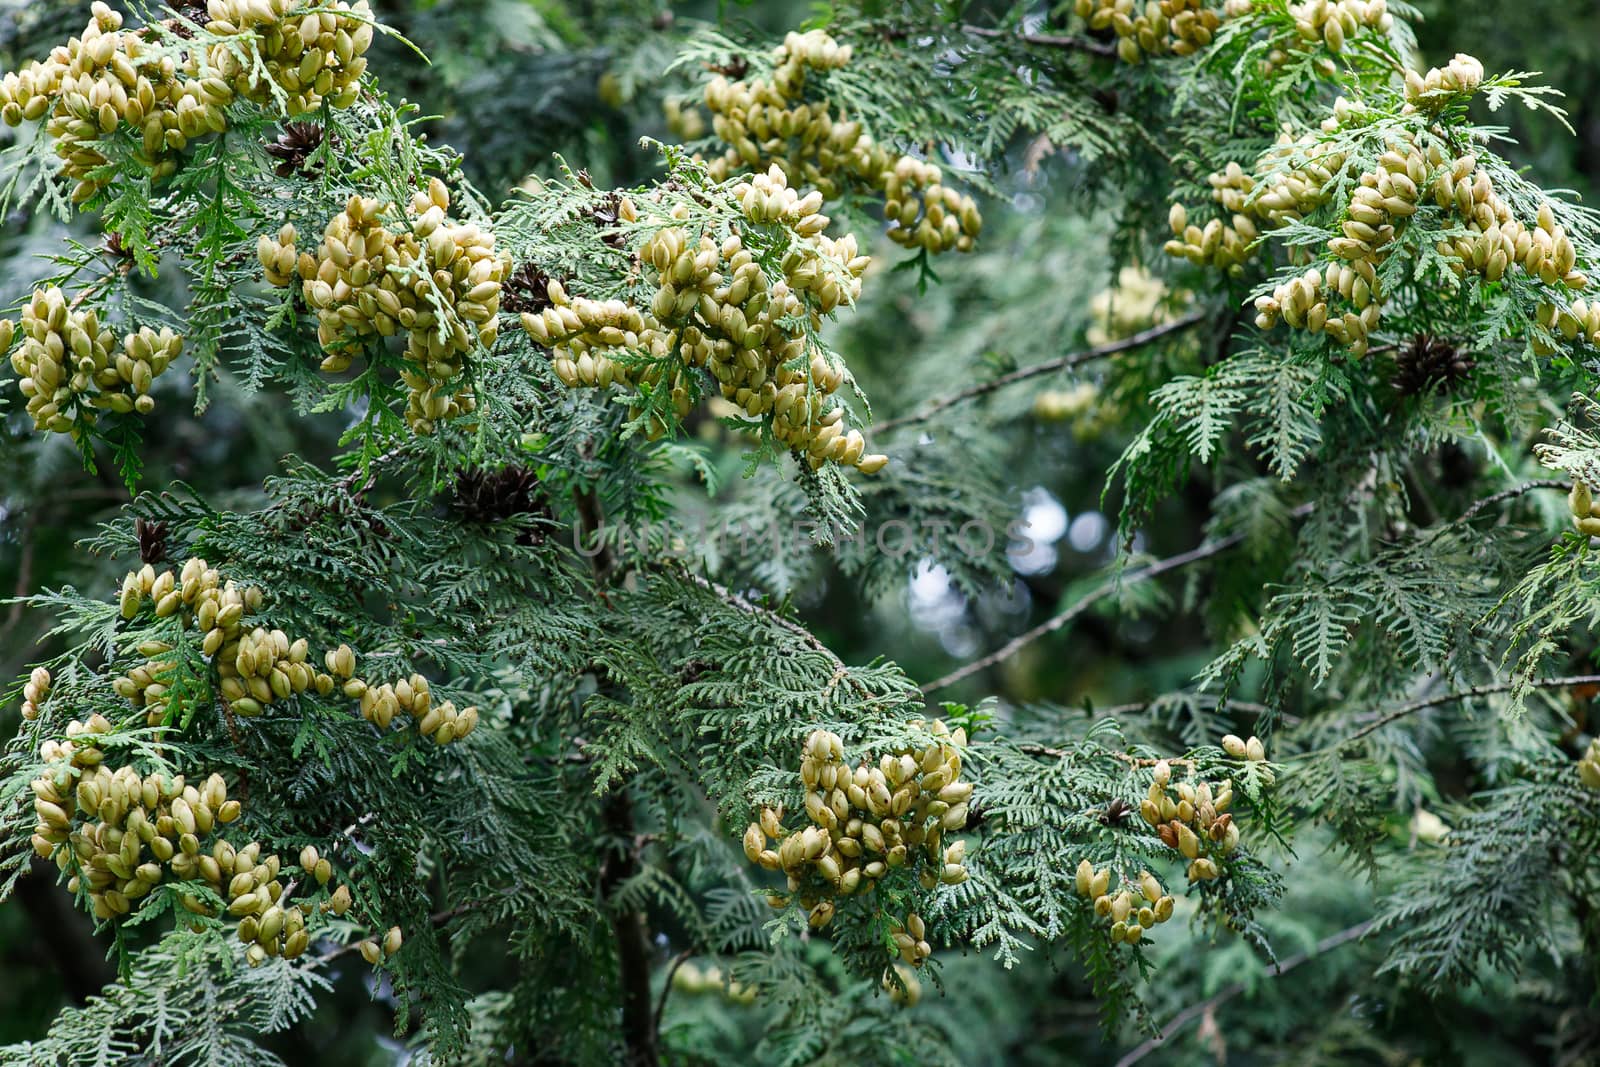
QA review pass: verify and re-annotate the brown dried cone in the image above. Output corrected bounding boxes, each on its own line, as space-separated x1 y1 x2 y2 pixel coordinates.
134 519 168 565
500 263 558 316
1392 334 1474 396
591 192 630 250
452 467 549 545
163 0 209 32
265 123 327 178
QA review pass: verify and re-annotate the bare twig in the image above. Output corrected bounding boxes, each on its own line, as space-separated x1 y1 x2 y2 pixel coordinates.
1113 920 1375 1067
336 444 407 497
871 311 1206 439
922 530 1247 694
1087 697 1276 721
685 571 841 661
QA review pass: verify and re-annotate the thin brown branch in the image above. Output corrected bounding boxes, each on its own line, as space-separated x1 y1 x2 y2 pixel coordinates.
922 530 1247 695
871 311 1206 439
653 948 695 1038
573 485 616 584
1335 674 1600 748
1113 919 1375 1067
959 23 1118 57
1456 479 1566 523
602 790 660 1067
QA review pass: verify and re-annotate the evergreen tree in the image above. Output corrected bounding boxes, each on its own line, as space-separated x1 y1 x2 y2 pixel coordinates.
3 1 1600 1064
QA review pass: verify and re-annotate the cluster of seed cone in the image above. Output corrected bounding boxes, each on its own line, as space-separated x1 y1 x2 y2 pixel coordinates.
257 178 510 435
670 960 759 1004
1226 59 1593 360
198 0 372 117
1138 753 1251 883
0 3 224 200
1402 53 1483 112
1073 0 1231 64
1164 104 1352 274
1252 1 1398 74
112 557 477 744
1164 117 1350 275
1286 0 1393 52
1072 0 1393 72
27 721 374 966
3 287 182 438
1085 266 1184 347
1073 861 1177 945
348 668 479 745
0 1 369 204
1256 138 1587 357
684 31 981 254
742 722 970 958
519 167 886 472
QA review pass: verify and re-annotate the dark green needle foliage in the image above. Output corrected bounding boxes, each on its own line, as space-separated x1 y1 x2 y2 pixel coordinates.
2 1 1600 1065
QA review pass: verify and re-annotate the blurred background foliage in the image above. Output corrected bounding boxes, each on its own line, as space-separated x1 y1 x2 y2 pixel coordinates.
1 0 1597 1063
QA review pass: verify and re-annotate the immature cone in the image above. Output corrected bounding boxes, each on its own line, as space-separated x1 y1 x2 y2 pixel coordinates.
1569 479 1600 538
20 666 51 721
1579 739 1600 790
882 963 922 1007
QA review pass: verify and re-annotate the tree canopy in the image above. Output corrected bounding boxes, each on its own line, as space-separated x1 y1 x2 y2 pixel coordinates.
4 1 1600 1064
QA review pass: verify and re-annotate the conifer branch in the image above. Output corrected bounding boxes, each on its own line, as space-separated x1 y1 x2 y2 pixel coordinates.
1020 742 1197 769
577 485 658 1067
870 310 1207 438
958 24 1119 58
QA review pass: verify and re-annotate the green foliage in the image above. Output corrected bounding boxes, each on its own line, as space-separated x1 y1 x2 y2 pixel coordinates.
3 0 1600 1064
